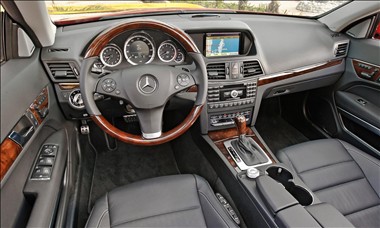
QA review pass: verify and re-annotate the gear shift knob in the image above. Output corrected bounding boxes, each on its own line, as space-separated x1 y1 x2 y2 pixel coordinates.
234 115 247 135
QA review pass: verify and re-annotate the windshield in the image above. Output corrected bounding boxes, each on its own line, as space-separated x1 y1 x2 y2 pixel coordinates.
46 1 350 22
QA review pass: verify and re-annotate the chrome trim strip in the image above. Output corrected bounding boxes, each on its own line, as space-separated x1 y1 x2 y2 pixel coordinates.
337 109 380 156
338 107 380 136
223 138 272 170
142 131 162 139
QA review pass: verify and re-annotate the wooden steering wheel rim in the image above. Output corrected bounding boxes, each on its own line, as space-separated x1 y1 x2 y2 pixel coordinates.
84 20 204 146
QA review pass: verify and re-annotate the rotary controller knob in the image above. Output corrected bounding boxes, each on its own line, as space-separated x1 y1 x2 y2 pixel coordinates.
246 167 260 179
231 90 239 98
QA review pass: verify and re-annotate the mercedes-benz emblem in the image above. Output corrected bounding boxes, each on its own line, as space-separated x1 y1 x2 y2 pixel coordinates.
138 75 157 94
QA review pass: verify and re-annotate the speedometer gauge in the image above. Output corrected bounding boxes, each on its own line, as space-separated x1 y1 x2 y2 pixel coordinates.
158 41 177 62
124 34 155 65
100 45 122 67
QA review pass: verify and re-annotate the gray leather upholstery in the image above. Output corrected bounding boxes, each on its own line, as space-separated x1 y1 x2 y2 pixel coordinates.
85 174 239 228
278 139 380 227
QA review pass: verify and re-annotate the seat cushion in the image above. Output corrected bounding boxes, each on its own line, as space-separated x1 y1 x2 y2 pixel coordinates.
85 174 239 228
278 139 380 227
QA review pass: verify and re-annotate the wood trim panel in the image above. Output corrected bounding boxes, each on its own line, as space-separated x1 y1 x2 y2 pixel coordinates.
352 59 380 83
59 83 80 90
208 127 276 169
29 87 49 124
0 139 22 180
85 20 200 58
187 85 198 92
258 59 343 86
92 105 203 146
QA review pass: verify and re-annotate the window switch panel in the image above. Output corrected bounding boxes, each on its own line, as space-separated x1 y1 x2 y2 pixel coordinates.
37 157 55 166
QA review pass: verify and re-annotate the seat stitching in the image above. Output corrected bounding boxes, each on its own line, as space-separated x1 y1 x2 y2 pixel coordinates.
106 192 111 227
193 175 208 227
314 177 365 193
96 210 109 228
344 204 380 217
282 152 298 173
299 160 353 175
338 140 380 168
310 174 365 192
111 206 201 227
198 191 232 228
338 140 380 198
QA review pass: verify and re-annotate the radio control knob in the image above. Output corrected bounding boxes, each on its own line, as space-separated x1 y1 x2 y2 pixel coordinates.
231 90 239 98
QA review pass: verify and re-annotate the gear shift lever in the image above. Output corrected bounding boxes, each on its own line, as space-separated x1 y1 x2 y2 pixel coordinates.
234 115 247 135
231 115 268 166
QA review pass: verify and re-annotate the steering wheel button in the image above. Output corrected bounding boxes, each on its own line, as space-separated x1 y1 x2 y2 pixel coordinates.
177 74 190 86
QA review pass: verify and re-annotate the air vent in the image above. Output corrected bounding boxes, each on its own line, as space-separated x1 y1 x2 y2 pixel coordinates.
47 62 78 79
243 61 263 78
207 63 226 80
48 48 69 53
334 43 349 57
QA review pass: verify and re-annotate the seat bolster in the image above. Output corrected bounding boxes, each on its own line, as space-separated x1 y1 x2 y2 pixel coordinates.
339 140 380 197
86 194 110 228
195 175 239 228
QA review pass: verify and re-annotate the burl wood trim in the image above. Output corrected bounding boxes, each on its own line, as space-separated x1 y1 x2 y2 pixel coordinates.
187 85 198 92
92 105 203 146
208 127 276 168
59 83 80 90
29 87 49 124
85 20 199 58
258 59 343 86
352 59 380 83
0 139 22 180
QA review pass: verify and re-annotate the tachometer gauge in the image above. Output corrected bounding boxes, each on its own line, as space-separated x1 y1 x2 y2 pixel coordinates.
100 45 122 67
124 34 155 65
158 41 177 63
174 51 185 64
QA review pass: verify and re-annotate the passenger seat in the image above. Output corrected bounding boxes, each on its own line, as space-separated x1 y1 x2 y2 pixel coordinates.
277 139 380 227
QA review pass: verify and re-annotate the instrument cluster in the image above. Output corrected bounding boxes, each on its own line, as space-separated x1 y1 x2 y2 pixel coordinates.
98 31 186 68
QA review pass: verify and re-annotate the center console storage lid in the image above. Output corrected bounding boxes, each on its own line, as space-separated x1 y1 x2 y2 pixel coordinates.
305 203 355 227
275 205 321 228
256 175 298 214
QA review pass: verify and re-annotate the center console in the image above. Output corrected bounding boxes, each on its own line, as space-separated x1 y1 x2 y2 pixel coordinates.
202 115 355 227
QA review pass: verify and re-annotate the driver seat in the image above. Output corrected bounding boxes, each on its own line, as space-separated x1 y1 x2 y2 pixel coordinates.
85 174 239 228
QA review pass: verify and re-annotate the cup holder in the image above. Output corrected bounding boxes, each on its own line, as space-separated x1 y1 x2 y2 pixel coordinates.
266 166 313 206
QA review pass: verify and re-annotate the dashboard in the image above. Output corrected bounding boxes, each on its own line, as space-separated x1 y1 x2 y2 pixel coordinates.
41 14 349 133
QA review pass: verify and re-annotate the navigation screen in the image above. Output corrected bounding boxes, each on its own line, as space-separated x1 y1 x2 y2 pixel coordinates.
205 33 240 57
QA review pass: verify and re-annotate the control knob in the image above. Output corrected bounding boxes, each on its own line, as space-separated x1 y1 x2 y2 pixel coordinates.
69 89 85 110
230 90 239 98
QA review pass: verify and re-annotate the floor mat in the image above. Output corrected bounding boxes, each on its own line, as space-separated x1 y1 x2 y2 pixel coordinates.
89 142 180 208
256 115 309 154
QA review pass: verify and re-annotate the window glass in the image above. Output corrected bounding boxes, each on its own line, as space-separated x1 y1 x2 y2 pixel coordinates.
45 1 350 23
0 4 6 64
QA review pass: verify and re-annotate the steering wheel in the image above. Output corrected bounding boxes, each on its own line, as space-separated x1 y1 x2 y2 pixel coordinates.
80 20 207 146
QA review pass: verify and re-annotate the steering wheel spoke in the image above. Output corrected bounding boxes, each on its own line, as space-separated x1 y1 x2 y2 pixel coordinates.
135 107 164 139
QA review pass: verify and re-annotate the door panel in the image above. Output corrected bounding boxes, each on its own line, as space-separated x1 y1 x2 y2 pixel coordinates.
0 50 50 141
333 38 380 156
1 48 75 227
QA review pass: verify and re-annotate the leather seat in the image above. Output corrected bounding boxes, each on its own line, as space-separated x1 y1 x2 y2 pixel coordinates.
278 139 380 227
85 174 239 228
